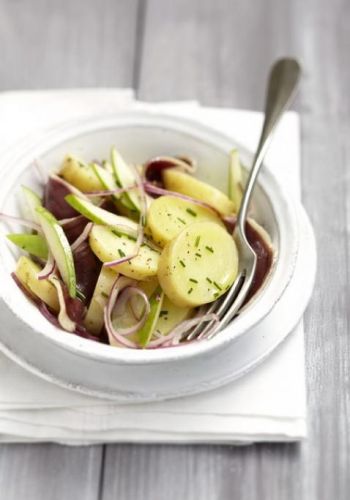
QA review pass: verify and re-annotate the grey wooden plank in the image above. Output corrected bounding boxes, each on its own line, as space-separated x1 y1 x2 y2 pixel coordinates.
0 444 103 500
0 0 139 90
102 0 350 499
0 1 139 499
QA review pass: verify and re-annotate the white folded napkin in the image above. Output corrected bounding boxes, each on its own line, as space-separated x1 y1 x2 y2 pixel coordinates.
0 89 306 444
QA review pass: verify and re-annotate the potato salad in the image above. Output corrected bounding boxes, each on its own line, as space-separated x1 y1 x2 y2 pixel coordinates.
1 148 273 348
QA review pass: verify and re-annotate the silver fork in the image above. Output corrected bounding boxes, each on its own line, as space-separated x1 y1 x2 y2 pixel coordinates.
186 58 301 342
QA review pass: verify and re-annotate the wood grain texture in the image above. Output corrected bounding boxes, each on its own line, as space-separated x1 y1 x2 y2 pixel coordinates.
0 0 139 89
0 0 349 499
0 444 103 500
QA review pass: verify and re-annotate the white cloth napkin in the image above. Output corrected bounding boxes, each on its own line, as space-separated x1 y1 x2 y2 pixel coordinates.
0 89 306 444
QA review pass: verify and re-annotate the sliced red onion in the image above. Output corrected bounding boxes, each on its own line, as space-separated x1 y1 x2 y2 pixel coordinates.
58 215 86 226
112 286 151 336
147 313 219 348
144 156 197 183
37 252 56 280
103 164 147 268
71 222 93 252
49 276 76 332
223 214 237 233
144 183 221 216
104 276 139 348
0 213 42 232
84 184 138 198
50 174 90 201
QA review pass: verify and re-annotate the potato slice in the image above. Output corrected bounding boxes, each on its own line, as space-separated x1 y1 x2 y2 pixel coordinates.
147 195 224 247
163 169 235 216
15 255 59 311
60 155 104 192
84 267 117 335
155 296 194 336
89 225 160 280
158 221 238 307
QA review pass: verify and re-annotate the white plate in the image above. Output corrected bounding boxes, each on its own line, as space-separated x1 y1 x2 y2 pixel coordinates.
0 112 316 402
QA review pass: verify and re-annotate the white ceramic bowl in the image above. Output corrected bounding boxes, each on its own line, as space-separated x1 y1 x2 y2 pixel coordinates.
0 111 307 401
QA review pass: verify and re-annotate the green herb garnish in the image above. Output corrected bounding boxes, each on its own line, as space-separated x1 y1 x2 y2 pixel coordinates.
159 310 168 317
118 249 126 258
213 281 222 291
187 288 193 295
186 208 197 217
189 278 198 283
195 253 202 258
206 277 212 284
177 217 186 225
205 245 214 253
195 236 200 247
179 260 186 268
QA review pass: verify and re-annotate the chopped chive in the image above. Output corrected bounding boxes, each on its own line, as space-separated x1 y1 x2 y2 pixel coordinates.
118 249 126 257
177 217 186 225
214 292 219 298
206 277 212 284
205 245 214 253
213 281 222 291
189 278 198 283
159 310 168 317
112 230 121 237
179 260 186 268
187 288 193 295
76 289 86 301
195 253 202 258
101 291 109 299
195 235 200 247
186 208 197 217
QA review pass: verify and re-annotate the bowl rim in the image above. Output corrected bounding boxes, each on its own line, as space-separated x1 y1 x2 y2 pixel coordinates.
0 110 300 365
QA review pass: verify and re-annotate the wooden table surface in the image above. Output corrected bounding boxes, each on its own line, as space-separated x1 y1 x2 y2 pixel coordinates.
0 0 348 498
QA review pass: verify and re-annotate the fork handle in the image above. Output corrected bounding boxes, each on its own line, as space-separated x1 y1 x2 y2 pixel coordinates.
237 58 301 234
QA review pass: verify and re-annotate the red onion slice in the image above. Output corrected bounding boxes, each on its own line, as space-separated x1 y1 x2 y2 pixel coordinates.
104 276 140 348
144 156 197 183
0 213 42 232
112 286 151 336
37 252 56 280
144 183 221 216
50 174 90 201
71 222 93 252
58 215 86 226
49 276 76 332
147 313 219 348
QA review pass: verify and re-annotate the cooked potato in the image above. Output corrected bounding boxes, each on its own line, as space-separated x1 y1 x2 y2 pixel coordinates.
158 221 238 307
89 225 160 280
84 267 117 335
154 296 194 336
60 155 104 192
163 169 235 216
15 255 59 311
147 195 224 247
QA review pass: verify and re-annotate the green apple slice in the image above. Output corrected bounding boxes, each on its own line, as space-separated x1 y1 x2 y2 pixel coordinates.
228 149 243 212
138 287 164 347
91 162 119 196
36 206 76 298
111 147 141 213
21 186 42 223
7 233 48 259
65 194 138 236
